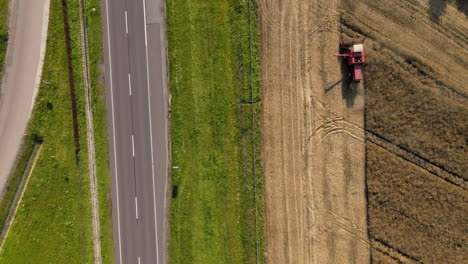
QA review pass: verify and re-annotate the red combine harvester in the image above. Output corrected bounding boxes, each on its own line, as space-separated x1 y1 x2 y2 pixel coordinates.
336 39 366 82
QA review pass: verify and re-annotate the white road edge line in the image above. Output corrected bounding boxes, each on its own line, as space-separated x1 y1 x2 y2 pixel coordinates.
132 134 135 157
142 0 160 263
125 11 128 34
104 0 123 263
138 256 141 264
143 7 148 47
135 197 139 219
160 14 170 256
128 73 132 95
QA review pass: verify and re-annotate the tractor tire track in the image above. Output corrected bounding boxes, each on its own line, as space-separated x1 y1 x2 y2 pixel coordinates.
305 90 464 191
260 0 370 263
312 113 465 190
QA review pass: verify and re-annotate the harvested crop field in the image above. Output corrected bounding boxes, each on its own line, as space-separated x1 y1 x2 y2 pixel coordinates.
259 0 369 263
260 0 467 263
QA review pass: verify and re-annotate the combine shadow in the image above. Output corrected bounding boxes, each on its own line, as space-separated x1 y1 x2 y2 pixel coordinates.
427 0 467 21
457 0 468 16
324 78 343 93
337 55 357 108
428 0 447 22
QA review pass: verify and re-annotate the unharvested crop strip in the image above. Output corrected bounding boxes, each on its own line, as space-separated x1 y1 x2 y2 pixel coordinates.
342 0 468 51
377 46 467 99
388 0 468 49
340 12 467 98
339 19 367 38
402 59 467 99
366 130 466 190
369 236 423 264
373 248 404 264
340 21 466 92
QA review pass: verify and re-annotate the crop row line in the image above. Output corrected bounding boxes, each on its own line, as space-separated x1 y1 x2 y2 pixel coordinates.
370 236 423 264
366 130 466 190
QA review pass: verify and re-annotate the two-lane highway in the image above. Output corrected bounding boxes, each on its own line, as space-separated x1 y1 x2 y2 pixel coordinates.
101 0 168 263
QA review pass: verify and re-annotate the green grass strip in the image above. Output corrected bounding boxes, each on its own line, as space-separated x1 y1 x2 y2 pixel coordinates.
0 0 94 262
84 0 115 263
0 138 34 234
0 0 8 76
168 0 263 263
0 0 30 230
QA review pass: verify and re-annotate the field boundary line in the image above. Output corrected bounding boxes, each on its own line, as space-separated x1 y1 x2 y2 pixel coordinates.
0 144 42 252
246 0 261 263
366 130 466 190
77 0 102 263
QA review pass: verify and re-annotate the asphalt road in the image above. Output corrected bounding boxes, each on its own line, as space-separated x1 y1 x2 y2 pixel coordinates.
101 0 169 263
0 0 49 194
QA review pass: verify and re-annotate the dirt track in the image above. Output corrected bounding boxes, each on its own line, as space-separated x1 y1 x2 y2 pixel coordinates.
259 0 369 263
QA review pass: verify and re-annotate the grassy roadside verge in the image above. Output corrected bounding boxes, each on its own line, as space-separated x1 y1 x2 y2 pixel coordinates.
0 138 35 233
84 0 114 262
0 0 8 76
0 0 22 234
0 0 94 262
168 0 263 263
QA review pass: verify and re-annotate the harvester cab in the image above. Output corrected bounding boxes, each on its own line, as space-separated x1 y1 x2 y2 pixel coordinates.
336 39 366 82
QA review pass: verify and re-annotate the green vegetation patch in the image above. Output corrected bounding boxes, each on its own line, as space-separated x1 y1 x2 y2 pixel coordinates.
168 0 263 263
0 138 35 233
0 0 8 76
84 0 115 262
0 0 94 262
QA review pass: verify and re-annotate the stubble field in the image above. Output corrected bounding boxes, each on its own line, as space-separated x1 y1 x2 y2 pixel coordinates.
259 0 369 263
